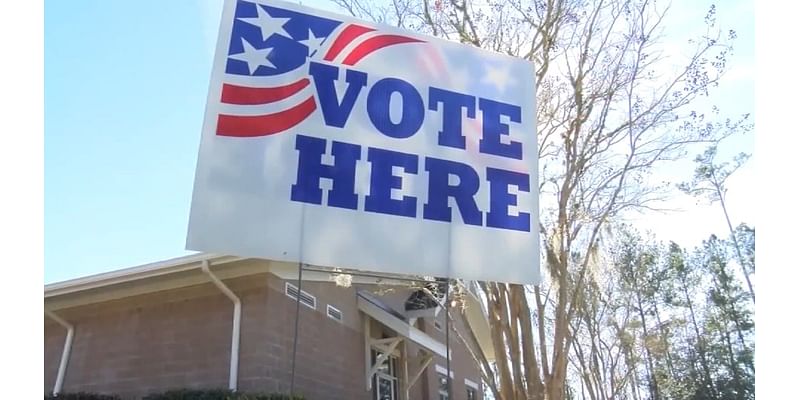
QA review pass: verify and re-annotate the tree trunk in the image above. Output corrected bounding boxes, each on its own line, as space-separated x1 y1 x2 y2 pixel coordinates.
628 256 660 400
624 341 641 400
512 284 546 400
634 291 660 400
486 284 515 400
651 303 676 380
722 326 745 400
680 275 716 399
711 261 753 374
712 172 755 303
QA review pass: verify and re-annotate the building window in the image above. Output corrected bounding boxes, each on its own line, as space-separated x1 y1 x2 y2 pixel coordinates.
372 349 398 400
436 365 454 400
465 378 480 399
327 304 343 322
285 282 316 310
438 373 451 400
434 319 443 331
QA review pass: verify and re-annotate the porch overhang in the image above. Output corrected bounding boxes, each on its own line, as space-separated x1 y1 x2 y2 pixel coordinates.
357 291 448 359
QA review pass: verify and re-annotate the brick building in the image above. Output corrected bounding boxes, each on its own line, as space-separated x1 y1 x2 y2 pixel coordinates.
44 254 495 400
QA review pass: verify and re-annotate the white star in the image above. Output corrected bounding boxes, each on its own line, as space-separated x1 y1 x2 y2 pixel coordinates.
228 38 276 75
238 4 292 42
299 29 327 57
482 64 516 92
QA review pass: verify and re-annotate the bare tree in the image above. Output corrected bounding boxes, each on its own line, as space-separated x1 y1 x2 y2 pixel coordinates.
327 0 750 398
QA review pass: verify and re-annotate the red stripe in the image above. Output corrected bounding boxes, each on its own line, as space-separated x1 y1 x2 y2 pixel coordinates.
216 97 316 137
221 78 310 105
324 24 375 61
342 35 424 66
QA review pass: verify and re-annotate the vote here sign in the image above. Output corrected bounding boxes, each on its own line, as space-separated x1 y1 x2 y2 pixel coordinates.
187 0 540 284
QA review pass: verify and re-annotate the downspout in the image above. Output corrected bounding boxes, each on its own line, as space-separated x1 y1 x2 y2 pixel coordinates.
201 260 241 392
45 310 74 396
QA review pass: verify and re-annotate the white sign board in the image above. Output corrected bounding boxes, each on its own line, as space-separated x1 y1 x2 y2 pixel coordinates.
187 0 539 283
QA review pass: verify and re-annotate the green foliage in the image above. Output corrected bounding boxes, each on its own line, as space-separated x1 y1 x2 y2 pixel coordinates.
578 224 755 400
142 389 235 400
45 393 121 400
236 394 304 400
733 224 755 274
141 389 304 400
679 142 756 304
45 391 304 400
697 235 754 399
679 145 751 205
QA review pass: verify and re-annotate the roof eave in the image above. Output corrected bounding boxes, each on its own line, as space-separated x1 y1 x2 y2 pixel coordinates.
44 253 239 298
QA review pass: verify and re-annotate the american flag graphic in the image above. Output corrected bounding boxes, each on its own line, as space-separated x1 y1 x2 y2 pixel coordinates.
216 0 425 138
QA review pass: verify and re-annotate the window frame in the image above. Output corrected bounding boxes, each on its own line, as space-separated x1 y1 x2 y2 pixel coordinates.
371 349 399 400
465 378 480 400
437 372 451 400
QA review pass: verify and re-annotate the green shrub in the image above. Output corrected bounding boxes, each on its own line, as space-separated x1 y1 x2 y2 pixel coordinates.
44 393 121 400
141 389 236 400
238 394 304 400
141 389 303 400
44 389 303 400
238 394 305 400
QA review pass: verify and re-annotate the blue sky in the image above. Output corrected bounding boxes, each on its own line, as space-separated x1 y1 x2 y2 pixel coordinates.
44 0 350 283
44 0 754 283
45 0 214 282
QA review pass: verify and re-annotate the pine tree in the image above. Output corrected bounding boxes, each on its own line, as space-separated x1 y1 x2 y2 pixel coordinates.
695 235 754 400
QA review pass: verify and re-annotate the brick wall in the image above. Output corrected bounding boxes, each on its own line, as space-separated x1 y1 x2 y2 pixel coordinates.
419 309 483 400
45 283 233 398
44 271 482 400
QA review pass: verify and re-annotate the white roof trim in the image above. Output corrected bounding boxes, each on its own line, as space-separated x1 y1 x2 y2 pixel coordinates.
357 293 449 359
44 253 240 298
268 262 411 286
